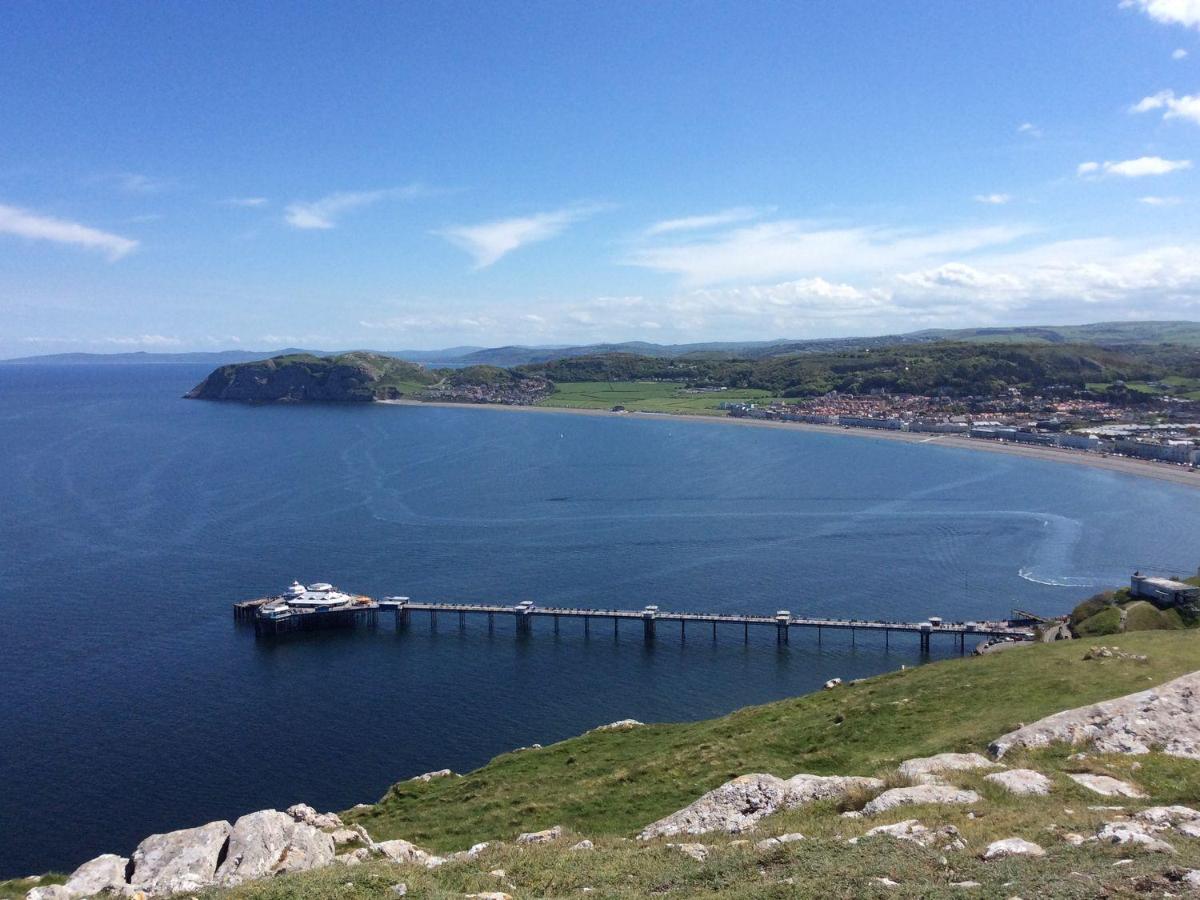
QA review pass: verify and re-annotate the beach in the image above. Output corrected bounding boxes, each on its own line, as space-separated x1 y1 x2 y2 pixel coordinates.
379 398 1200 491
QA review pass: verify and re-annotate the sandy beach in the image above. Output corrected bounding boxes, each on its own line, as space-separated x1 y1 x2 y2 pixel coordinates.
378 398 1200 491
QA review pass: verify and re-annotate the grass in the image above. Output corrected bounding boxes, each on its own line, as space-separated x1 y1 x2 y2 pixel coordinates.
191 630 1200 899
347 631 1200 853
536 381 776 415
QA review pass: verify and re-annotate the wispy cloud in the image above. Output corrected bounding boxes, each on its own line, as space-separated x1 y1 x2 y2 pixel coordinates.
1131 89 1200 125
644 206 766 236
225 196 269 208
437 205 605 268
1174 47 1190 58
1077 156 1192 177
0 202 139 260
1017 122 1043 137
1121 0 1200 30
284 184 427 230
625 219 1031 286
973 193 1013 205
101 172 176 194
1139 195 1183 205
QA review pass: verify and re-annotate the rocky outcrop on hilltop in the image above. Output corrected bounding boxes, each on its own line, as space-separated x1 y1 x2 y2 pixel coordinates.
989 670 1200 759
185 353 434 402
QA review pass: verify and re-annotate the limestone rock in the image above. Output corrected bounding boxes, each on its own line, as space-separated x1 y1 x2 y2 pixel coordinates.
570 840 594 851
63 853 130 897
985 769 1052 796
989 671 1200 760
463 894 512 900
446 841 494 863
862 785 980 816
390 885 407 897
852 819 964 851
898 753 997 781
1134 805 1200 829
216 809 335 886
667 842 709 862
1066 774 1145 798
25 887 71 900
591 719 644 732
336 848 371 866
516 825 563 844
286 803 344 830
1183 870 1200 888
330 828 361 845
1095 821 1175 853
409 769 458 783
129 819 232 895
786 773 884 805
638 774 790 839
754 832 804 851
983 838 1045 860
376 838 445 869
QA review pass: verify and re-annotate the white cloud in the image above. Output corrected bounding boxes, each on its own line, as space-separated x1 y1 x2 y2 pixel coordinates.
1121 0 1200 29
1131 89 1200 125
624 219 1031 286
284 184 425 229
101 334 182 346
0 202 139 260
437 205 602 268
973 193 1013 205
1077 156 1192 177
225 196 269 208
645 206 766 235
1139 195 1183 205
1174 47 1190 58
1017 122 1043 137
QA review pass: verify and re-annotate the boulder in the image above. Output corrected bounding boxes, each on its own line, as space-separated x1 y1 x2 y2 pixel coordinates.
336 848 371 866
25 888 71 900
570 840 594 851
851 819 964 851
516 825 563 845
409 769 458 783
898 753 997 781
989 671 1200 760
129 819 232 895
1095 821 1175 853
984 769 1052 796
1134 805 1200 829
376 838 445 869
1066 774 1145 798
982 838 1045 860
591 719 644 732
286 803 344 829
63 854 130 897
638 774 789 839
216 809 335 886
330 828 361 845
754 833 804 851
861 785 980 816
667 842 709 862
786 773 884 805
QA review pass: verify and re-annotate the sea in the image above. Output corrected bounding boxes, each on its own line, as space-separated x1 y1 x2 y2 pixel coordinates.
2 363 1198 877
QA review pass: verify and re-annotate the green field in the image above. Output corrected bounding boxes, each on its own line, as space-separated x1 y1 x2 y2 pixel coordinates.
1086 377 1200 400
537 381 775 414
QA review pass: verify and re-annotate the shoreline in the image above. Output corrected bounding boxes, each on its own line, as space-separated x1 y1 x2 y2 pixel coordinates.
378 398 1200 491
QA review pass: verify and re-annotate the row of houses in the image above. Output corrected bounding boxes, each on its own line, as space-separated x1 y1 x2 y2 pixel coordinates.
720 403 1200 466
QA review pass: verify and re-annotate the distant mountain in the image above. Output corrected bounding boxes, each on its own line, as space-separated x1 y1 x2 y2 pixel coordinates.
6 321 1199 367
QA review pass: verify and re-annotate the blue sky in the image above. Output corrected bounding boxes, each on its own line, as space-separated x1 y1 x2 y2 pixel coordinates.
2 0 1199 356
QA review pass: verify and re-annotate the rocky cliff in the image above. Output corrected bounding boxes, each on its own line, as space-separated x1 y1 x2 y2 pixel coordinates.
185 353 435 403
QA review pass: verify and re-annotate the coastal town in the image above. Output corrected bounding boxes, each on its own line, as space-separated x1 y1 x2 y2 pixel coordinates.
720 390 1200 468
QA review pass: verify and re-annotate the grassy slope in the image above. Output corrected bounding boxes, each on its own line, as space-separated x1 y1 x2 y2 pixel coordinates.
537 381 774 414
349 631 1199 852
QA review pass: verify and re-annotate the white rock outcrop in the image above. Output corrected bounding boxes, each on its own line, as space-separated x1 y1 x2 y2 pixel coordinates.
989 671 1200 759
754 833 804 850
516 825 563 844
638 773 882 840
129 819 232 895
667 842 709 862
571 839 594 851
851 819 965 851
983 838 1045 860
408 769 458 783
861 785 980 816
375 838 445 869
25 888 71 900
898 753 997 781
984 769 1051 796
1134 805 1200 829
216 809 335 886
592 719 644 732
1096 821 1175 853
1066 773 1145 798
286 803 344 829
62 853 130 897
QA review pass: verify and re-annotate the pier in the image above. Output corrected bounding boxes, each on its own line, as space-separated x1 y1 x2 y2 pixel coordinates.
235 587 1034 652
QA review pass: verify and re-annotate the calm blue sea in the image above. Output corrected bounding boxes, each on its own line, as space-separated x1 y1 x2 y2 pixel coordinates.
1 364 1198 877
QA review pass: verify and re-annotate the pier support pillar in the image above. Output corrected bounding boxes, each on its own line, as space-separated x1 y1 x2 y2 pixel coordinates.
488 611 494 632
397 608 410 630
459 611 465 630
712 621 717 642
744 622 749 644
776 623 789 644
515 611 532 635
554 614 560 634
584 616 590 636
643 615 656 641
919 630 931 654
613 617 619 639
680 619 685 640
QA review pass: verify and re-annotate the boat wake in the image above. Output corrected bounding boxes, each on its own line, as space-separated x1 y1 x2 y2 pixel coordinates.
1017 568 1109 588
